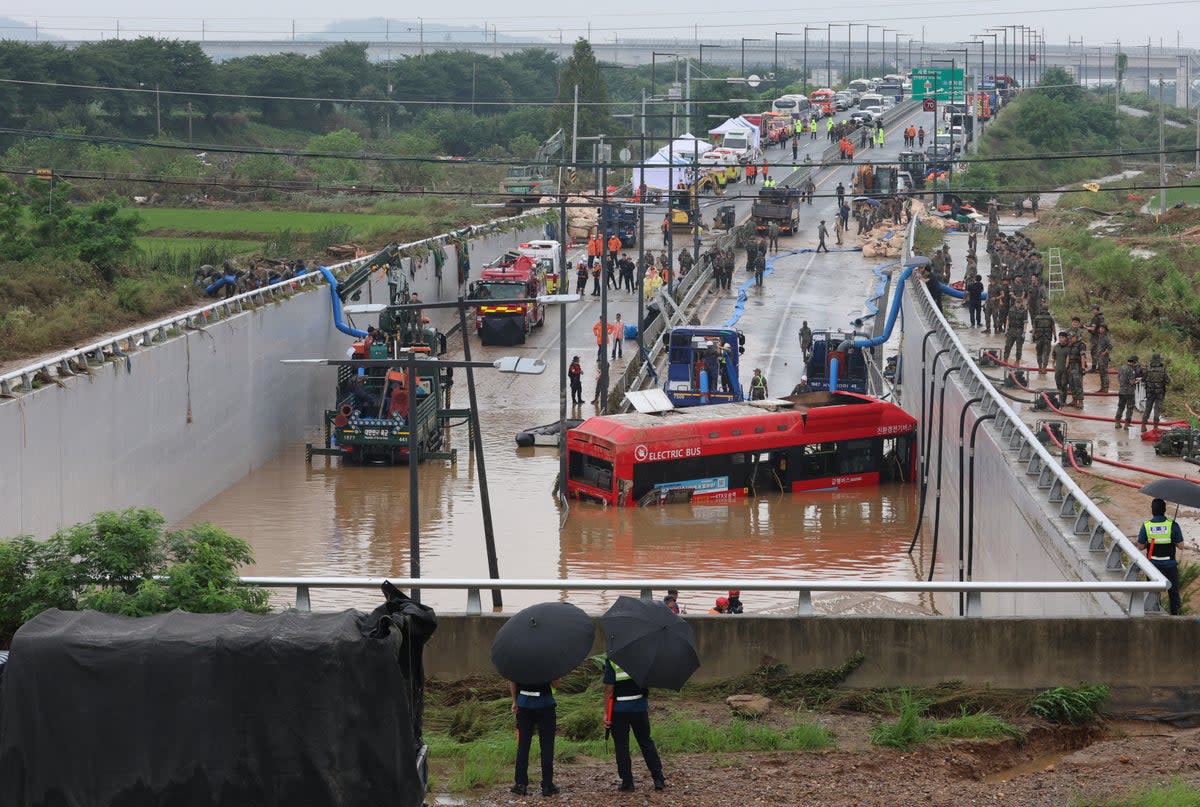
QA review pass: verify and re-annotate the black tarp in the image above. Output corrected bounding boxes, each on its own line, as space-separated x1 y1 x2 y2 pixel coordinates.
0 593 436 807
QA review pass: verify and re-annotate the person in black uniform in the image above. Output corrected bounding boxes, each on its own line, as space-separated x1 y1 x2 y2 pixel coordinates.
568 356 583 405
510 679 560 796
1137 497 1185 615
603 656 665 792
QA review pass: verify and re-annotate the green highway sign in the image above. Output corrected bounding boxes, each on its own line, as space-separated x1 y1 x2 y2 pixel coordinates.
911 67 966 102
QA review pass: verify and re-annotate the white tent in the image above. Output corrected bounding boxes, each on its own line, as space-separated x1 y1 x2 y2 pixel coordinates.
632 152 697 191
707 117 760 149
707 117 751 137
658 134 712 161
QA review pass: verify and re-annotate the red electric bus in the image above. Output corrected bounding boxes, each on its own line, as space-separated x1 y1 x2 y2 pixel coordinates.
566 391 916 507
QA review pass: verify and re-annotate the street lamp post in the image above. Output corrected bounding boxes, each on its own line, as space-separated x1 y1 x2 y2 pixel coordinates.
741 37 763 77
828 23 848 86
865 25 880 80
775 32 801 88
975 32 997 88
882 28 897 77
803 26 818 91
698 42 722 70
651 51 679 100
846 23 856 80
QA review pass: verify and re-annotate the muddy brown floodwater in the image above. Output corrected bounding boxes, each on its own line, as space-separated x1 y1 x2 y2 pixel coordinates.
179 404 933 615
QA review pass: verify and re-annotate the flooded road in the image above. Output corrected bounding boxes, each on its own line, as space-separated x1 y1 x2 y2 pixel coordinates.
179 106 935 615
181 401 933 615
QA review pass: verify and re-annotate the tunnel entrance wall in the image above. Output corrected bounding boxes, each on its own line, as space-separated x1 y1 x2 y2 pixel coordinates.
896 281 1126 616
0 223 547 539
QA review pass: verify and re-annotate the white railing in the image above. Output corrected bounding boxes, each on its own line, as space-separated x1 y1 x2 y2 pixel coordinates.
902 215 1168 615
239 575 1167 617
0 211 543 398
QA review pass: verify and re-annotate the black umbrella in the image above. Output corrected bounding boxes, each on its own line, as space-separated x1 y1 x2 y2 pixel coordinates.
490 602 594 683
601 595 700 691
1139 478 1200 509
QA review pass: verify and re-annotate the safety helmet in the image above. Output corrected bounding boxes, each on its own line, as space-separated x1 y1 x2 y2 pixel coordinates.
716 597 730 608
728 589 740 597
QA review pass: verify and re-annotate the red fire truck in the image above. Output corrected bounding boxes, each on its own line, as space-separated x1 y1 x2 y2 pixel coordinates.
565 391 916 506
469 248 549 345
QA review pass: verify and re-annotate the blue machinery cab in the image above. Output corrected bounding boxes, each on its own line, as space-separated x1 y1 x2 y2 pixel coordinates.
805 331 869 393
663 326 745 406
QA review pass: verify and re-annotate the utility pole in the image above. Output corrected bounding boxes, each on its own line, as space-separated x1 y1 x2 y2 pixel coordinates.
571 84 579 168
155 84 161 137
1159 75 1167 215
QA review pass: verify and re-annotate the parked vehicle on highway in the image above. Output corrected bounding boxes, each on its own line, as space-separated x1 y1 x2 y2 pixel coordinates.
751 186 803 235
847 78 876 97
860 105 884 123
933 132 962 155
470 246 551 344
924 145 955 173
877 81 904 103
698 149 742 186
833 92 852 111
859 93 892 113
772 93 813 120
848 109 875 126
808 88 836 117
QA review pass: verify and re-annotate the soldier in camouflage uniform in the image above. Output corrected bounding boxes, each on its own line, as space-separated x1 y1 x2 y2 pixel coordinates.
983 277 1000 334
1093 324 1113 392
1003 298 1027 363
1066 331 1088 407
1114 355 1141 428
1031 307 1056 374
1085 304 1106 370
1052 332 1071 404
1141 353 1171 431
994 280 1011 335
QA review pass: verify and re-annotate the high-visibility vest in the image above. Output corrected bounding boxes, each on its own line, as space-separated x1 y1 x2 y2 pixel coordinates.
609 659 645 701
1144 519 1176 561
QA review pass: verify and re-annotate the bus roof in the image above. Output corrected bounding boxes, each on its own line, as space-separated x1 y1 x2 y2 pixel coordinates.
569 392 914 449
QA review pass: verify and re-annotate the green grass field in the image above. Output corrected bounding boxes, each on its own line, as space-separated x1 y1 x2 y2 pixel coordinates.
1148 186 1200 209
137 237 262 257
137 208 408 237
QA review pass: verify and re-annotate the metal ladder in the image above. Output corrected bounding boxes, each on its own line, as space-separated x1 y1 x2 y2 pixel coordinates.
1047 247 1065 297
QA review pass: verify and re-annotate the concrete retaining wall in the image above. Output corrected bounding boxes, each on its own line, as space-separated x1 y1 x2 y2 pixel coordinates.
0 221 548 539
896 284 1126 616
427 613 1200 709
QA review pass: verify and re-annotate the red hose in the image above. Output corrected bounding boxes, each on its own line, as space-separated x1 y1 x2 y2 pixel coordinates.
1040 425 1144 490
1001 368 1189 430
983 350 1117 376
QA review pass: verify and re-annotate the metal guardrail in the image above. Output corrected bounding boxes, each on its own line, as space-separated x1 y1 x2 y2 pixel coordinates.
240 576 1168 617
0 211 542 399
901 215 1168 615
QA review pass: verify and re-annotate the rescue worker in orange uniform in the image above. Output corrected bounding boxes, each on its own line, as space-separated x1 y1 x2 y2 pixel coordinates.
745 163 757 185
587 233 603 269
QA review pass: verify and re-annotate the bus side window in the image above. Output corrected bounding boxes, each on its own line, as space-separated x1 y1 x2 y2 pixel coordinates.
839 438 874 475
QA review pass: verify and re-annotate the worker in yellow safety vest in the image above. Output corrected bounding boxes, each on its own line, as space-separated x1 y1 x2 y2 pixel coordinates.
603 656 665 792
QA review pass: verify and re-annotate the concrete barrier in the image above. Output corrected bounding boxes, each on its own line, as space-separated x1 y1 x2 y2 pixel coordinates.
426 613 1200 709
0 221 548 539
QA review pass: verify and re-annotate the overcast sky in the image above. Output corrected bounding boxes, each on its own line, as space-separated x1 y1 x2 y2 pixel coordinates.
0 2 1194 50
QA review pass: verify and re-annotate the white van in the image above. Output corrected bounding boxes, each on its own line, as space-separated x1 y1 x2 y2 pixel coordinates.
859 92 889 112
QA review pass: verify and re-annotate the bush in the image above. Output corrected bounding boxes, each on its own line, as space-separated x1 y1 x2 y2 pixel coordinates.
0 508 268 646
1029 684 1110 724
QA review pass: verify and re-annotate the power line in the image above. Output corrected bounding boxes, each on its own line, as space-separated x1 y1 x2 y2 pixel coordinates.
1 125 1195 171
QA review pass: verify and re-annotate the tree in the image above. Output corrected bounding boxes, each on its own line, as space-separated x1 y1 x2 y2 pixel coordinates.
556 39 609 142
0 508 269 646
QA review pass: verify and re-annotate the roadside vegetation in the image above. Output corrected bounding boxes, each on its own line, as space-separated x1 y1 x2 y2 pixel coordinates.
951 67 1196 208
0 507 267 647
423 658 1111 794
0 36 803 366
1075 782 1200 807
1032 190 1200 415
